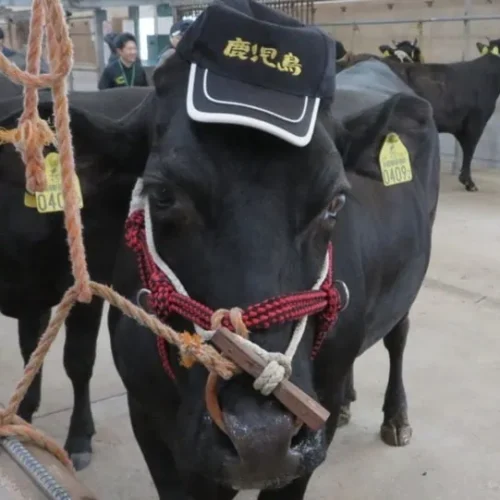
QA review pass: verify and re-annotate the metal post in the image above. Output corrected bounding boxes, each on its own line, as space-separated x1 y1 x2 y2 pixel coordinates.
154 4 159 35
94 8 107 78
128 6 140 53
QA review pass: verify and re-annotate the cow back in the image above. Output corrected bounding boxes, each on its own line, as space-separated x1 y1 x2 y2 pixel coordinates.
333 59 419 123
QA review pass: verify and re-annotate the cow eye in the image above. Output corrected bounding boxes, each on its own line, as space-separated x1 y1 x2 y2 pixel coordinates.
323 193 346 221
153 188 175 210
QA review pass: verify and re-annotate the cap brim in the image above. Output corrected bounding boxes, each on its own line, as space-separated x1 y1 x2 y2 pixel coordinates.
186 63 320 147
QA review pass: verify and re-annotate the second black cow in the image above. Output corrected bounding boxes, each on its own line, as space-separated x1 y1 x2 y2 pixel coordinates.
0 86 151 469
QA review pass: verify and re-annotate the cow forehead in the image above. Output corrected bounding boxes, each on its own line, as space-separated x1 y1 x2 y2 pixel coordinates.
153 106 336 173
144 124 341 215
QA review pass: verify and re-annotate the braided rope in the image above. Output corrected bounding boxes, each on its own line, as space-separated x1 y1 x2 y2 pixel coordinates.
126 207 341 396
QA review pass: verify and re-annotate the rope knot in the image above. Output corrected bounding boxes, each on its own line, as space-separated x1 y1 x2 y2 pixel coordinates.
318 281 341 335
211 308 249 338
8 118 58 193
253 353 292 396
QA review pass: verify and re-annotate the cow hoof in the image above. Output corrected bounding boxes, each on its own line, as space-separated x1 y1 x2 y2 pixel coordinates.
70 451 92 471
337 404 351 427
380 421 413 447
459 174 478 192
65 437 93 471
465 183 478 192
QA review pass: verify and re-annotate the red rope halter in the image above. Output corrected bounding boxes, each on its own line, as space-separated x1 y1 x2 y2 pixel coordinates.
125 210 343 380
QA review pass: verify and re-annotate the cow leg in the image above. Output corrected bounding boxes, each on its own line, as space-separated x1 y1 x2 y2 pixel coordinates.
128 395 184 499
257 474 312 500
456 122 485 192
17 309 51 421
62 298 103 470
337 364 357 427
380 314 412 447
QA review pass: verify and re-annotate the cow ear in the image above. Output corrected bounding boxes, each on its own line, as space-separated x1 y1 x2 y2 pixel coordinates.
37 96 150 179
339 93 434 182
477 42 488 55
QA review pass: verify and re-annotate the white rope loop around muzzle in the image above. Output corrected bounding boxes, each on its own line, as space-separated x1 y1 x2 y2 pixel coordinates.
129 179 331 396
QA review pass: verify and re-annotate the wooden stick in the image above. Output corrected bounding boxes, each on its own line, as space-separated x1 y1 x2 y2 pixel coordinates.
210 328 330 431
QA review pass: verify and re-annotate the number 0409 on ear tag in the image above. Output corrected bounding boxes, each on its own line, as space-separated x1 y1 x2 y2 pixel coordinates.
35 153 84 214
379 132 413 187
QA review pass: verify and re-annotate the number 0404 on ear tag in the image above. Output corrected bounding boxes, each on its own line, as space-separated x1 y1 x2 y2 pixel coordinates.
379 132 413 187
34 152 84 214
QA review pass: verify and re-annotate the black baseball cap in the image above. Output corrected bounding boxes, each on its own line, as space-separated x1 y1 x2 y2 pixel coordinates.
176 0 336 147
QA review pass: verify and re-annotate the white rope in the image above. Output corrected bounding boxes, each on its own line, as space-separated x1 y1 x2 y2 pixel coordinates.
129 179 330 395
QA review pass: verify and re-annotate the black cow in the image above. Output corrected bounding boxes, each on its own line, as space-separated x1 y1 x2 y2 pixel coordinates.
340 40 500 192
0 86 152 470
48 1 439 497
379 39 424 63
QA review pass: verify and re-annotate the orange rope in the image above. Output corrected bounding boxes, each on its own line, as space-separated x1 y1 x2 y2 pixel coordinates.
0 0 92 473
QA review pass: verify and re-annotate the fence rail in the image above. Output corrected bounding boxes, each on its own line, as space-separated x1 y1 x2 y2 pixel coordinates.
176 0 315 23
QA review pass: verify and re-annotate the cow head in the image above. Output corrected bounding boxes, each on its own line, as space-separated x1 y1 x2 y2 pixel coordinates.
128 0 346 491
477 38 500 57
379 39 424 63
0 87 151 247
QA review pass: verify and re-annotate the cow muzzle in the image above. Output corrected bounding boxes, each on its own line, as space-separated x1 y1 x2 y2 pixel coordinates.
217 398 308 490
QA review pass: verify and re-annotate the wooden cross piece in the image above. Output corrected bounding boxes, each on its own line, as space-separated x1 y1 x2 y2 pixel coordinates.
211 328 330 431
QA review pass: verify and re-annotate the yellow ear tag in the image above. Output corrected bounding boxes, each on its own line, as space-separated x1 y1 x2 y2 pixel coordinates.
383 50 390 57
34 152 84 214
379 132 413 187
492 46 499 55
481 46 489 55
24 191 37 208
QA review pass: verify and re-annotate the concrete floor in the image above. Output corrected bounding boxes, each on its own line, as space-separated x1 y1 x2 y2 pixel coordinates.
1 169 499 499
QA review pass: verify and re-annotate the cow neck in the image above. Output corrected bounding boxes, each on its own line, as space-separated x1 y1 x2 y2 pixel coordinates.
125 179 346 385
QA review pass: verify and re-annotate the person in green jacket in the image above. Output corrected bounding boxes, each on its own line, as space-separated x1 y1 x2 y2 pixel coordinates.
98 32 148 90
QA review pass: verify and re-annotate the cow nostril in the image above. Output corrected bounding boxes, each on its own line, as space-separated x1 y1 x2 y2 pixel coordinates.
292 419 303 437
212 419 239 457
291 422 308 449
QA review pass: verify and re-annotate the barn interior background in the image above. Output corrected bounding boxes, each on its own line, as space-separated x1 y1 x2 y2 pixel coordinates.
0 0 498 171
